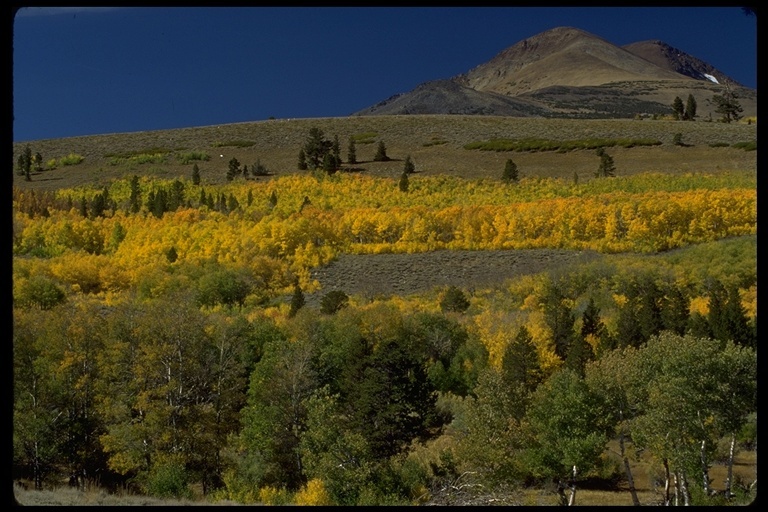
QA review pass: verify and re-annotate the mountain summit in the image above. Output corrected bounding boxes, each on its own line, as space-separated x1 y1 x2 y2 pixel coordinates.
354 26 755 119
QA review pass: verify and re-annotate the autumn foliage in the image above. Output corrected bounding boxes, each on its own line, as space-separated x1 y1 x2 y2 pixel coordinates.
12 168 757 505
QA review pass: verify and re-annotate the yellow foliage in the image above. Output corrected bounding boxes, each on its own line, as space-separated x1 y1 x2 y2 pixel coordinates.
472 309 523 370
689 296 709 316
13 172 757 320
258 485 291 505
584 333 601 353
49 253 104 294
294 478 332 506
524 311 562 376
740 285 757 320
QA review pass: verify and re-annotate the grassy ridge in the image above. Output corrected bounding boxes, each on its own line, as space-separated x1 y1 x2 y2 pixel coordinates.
12 116 757 192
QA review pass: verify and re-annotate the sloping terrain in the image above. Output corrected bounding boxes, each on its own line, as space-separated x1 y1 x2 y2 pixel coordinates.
454 27 685 95
307 249 602 303
13 115 757 193
353 26 756 119
622 39 743 87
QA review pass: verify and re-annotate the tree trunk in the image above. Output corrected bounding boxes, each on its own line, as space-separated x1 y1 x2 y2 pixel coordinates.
556 480 568 506
672 468 679 506
680 468 691 506
725 433 736 499
663 458 671 506
700 439 711 496
568 465 577 506
33 443 42 491
618 414 640 506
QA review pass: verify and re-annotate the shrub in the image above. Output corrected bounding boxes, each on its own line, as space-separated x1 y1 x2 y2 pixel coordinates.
320 290 349 314
58 153 85 166
732 141 757 151
176 151 210 164
213 139 255 148
258 485 292 505
440 285 470 313
423 138 448 147
294 479 333 506
144 460 193 500
464 137 660 153
133 153 166 164
352 132 378 144
14 275 66 310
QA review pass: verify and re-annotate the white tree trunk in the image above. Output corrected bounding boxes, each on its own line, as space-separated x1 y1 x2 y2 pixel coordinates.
568 465 577 506
700 439 711 496
725 433 736 499
680 468 691 506
673 470 679 506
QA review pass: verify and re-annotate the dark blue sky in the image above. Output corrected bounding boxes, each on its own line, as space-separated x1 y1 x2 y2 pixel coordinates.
12 6 757 142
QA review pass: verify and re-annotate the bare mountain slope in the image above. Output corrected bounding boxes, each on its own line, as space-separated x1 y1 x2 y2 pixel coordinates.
454 26 687 96
354 26 755 119
356 79 549 117
621 39 743 87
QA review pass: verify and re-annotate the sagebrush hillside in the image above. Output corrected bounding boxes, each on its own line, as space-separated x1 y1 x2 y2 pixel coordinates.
12 115 758 193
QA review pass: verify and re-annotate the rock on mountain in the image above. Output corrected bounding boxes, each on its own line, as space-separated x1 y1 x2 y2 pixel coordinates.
621 39 742 87
353 26 755 119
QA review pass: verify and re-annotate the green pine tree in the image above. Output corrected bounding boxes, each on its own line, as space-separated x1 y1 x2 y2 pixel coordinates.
502 159 519 183
79 196 88 218
289 282 305 317
192 163 201 185
711 87 743 123
595 152 616 178
332 134 341 166
684 94 697 121
302 127 332 169
347 136 357 165
501 326 542 398
398 170 409 192
440 286 470 313
129 175 141 213
373 140 389 162
322 153 337 175
22 144 33 179
671 96 685 120
403 155 415 174
227 158 240 181
297 149 308 170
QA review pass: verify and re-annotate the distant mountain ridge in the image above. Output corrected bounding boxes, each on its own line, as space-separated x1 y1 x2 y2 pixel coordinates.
354 26 756 119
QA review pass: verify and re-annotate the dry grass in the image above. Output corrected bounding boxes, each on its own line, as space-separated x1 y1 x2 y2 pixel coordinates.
13 448 756 506
12 115 756 192
12 483 243 506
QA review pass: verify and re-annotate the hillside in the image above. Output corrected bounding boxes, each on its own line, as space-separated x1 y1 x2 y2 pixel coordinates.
12 115 758 194
353 26 756 119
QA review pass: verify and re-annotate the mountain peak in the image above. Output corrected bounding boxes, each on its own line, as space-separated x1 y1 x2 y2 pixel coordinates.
454 26 684 96
355 27 754 118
